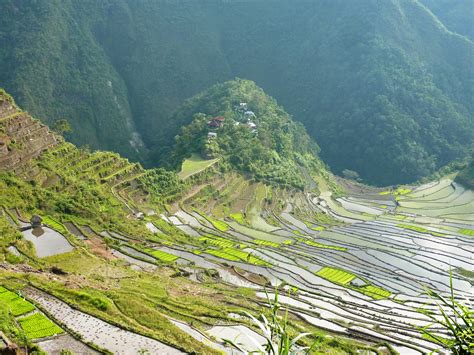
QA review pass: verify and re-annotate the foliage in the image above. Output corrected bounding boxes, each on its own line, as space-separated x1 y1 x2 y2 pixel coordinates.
419 272 473 354
170 80 323 189
0 286 35 316
456 159 474 190
316 267 355 285
226 289 318 354
18 312 63 339
51 119 72 136
1 1 472 185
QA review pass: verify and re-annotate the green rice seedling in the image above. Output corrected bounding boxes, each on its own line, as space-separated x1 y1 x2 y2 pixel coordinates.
301 239 346 251
144 248 178 262
229 212 246 225
316 267 355 285
459 229 474 236
199 235 236 248
357 285 391 300
42 216 68 234
254 239 280 248
18 313 63 339
397 224 446 237
195 210 230 232
204 248 270 266
0 288 35 316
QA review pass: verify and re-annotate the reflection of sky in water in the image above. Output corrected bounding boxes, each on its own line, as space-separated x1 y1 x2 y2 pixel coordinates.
22 227 73 257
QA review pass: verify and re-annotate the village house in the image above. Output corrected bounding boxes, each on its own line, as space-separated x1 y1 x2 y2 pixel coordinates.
244 111 256 119
30 215 42 228
208 132 217 141
207 116 225 128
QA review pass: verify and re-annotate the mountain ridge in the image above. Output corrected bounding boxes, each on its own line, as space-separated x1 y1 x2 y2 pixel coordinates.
0 0 472 185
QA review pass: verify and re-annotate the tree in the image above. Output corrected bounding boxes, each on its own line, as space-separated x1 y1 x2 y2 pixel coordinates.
52 119 72 136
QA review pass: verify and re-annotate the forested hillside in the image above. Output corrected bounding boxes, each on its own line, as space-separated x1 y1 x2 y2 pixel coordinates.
0 0 472 185
168 79 324 189
420 0 474 41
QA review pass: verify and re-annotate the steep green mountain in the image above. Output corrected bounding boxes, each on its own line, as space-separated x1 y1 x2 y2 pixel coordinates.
0 0 472 185
168 79 324 189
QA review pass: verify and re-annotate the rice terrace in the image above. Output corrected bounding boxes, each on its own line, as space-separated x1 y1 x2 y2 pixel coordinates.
0 2 473 350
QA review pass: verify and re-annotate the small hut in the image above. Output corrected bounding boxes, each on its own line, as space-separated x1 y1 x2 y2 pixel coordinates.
30 215 42 228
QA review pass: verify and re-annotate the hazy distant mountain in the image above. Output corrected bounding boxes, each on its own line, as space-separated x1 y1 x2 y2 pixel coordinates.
0 0 472 185
420 0 474 41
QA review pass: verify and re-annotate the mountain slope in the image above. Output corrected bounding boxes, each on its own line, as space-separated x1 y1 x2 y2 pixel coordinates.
0 0 472 185
1 89 371 354
419 0 474 41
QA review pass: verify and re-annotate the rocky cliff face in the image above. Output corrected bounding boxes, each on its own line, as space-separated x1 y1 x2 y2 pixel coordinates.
0 91 59 173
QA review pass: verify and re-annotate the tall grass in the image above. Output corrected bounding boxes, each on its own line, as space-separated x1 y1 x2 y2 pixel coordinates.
225 289 318 354
420 271 473 354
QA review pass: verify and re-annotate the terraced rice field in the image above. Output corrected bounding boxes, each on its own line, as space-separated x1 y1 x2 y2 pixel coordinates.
199 235 238 248
0 286 35 316
204 248 270 266
357 285 392 300
144 248 179 263
459 228 474 236
42 216 68 234
316 267 355 284
254 239 280 248
301 239 347 251
165 175 473 353
18 312 64 339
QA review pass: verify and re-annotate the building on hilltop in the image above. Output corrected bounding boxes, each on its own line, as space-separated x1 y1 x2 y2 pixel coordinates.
208 116 225 128
244 111 256 119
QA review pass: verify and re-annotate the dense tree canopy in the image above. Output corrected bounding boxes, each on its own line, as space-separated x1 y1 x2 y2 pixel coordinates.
0 0 472 185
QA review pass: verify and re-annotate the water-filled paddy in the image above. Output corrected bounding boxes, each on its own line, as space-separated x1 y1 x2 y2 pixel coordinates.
22 227 74 258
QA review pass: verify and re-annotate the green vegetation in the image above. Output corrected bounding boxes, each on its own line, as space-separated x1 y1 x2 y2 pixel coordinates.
300 239 347 251
204 248 270 266
42 216 67 234
229 212 246 225
420 272 473 354
196 211 229 232
0 287 35 316
1 1 472 185
397 224 446 237
144 248 178 263
254 239 280 248
459 228 474 236
199 235 238 249
18 312 63 339
316 267 355 285
170 80 324 189
456 159 474 189
227 290 319 354
357 285 392 300
178 153 220 180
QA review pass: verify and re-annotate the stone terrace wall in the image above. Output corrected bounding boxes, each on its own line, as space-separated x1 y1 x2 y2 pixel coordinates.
0 95 59 173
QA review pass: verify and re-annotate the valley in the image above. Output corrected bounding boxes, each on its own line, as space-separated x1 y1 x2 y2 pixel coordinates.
0 84 472 354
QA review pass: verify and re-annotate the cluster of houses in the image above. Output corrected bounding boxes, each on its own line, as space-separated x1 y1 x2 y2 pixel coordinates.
207 102 258 141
